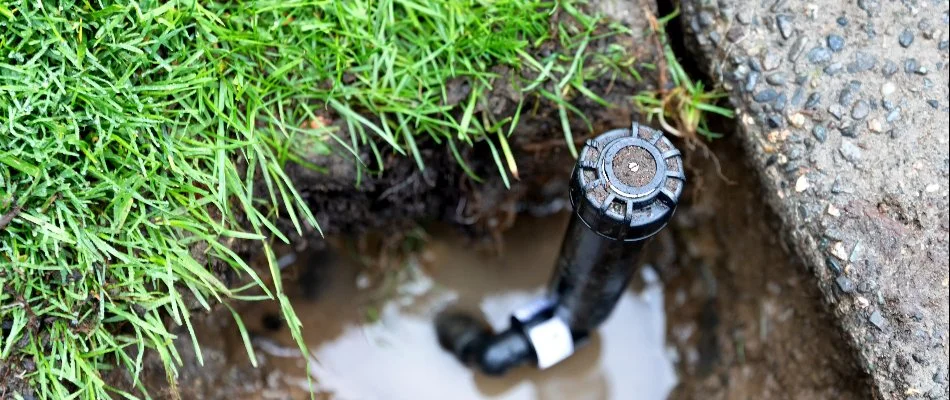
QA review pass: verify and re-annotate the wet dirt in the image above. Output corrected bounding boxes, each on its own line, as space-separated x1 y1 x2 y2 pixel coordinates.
155 135 871 400
178 216 677 400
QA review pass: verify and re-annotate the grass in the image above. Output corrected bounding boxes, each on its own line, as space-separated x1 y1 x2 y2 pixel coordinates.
632 8 734 142
0 0 634 398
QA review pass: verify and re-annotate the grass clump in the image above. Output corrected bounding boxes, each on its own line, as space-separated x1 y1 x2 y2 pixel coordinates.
633 9 734 142
0 0 624 398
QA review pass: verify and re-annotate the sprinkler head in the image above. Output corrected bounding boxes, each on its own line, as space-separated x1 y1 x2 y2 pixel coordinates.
571 122 684 241
436 121 684 376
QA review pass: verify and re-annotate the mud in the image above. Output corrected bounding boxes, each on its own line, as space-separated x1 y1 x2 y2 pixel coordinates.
137 133 871 400
158 216 678 400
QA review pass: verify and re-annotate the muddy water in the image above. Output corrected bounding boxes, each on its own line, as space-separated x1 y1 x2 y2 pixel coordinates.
235 214 676 400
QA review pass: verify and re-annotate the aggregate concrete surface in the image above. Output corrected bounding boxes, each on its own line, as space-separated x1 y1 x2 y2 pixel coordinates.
680 0 950 398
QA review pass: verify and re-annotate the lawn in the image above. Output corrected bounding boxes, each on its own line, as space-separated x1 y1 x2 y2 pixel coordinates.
0 0 635 397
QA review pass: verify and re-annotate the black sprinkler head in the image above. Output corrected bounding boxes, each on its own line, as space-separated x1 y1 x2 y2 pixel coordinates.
436 122 683 376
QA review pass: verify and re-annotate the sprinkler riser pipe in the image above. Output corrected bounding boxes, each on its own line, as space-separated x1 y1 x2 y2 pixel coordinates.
435 122 684 376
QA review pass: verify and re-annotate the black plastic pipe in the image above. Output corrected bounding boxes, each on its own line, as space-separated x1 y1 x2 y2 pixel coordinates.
436 122 684 376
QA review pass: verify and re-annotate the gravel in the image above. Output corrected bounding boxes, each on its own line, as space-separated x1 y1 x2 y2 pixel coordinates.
754 88 780 102
836 276 855 293
777 15 795 39
805 93 821 108
836 16 848 26
882 59 898 77
774 93 788 111
840 140 863 162
825 63 845 75
899 29 915 48
869 310 887 330
764 49 782 70
829 104 846 119
744 72 760 93
852 100 871 119
827 34 845 52
904 58 919 73
807 46 832 64
766 72 788 86
886 108 901 122
812 125 827 142
847 51 878 73
880 82 896 96
788 36 808 62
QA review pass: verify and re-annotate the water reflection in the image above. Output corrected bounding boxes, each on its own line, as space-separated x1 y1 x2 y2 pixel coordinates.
248 215 676 400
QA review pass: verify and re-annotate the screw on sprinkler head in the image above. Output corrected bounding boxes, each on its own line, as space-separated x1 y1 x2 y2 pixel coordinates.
572 121 684 241
436 121 684 376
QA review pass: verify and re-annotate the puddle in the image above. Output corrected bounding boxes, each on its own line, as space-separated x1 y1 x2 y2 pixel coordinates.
234 214 676 400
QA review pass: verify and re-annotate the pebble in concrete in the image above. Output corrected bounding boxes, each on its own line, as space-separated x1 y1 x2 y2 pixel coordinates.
899 29 915 48
827 34 845 52
852 100 871 120
869 310 887 330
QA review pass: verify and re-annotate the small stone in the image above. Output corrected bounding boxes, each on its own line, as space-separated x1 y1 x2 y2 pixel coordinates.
776 15 794 39
805 92 821 109
882 59 898 77
791 87 804 106
831 178 848 194
831 241 849 260
733 64 750 80
727 27 745 42
698 11 715 28
914 66 928 75
827 34 845 52
754 88 779 102
927 100 939 109
882 100 896 111
836 276 855 293
745 71 760 92
847 51 877 73
766 72 788 86
868 118 883 132
869 310 887 330
857 0 879 15
807 46 832 64
840 141 863 162
926 183 939 193
789 113 806 127
812 125 827 142
827 203 841 217
856 296 870 308
839 82 861 106
774 93 788 111
899 29 915 48
851 100 870 119
886 108 901 122
940 40 949 50
839 123 856 138
736 10 754 25
880 82 896 96
904 58 919 73
826 257 843 275
708 31 722 45
767 114 783 128
795 175 810 192
749 58 763 72
829 104 845 120
788 36 808 62
763 49 782 70
918 19 933 36
836 16 848 27
824 63 844 76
